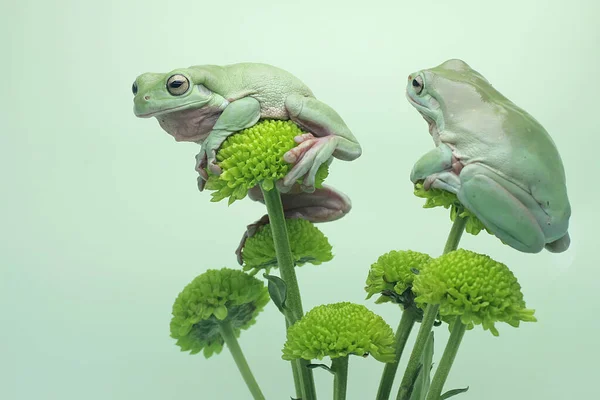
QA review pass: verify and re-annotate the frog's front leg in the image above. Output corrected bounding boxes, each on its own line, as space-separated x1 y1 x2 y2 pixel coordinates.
235 184 351 265
457 164 546 253
281 94 362 192
410 143 463 193
410 143 455 183
195 97 261 190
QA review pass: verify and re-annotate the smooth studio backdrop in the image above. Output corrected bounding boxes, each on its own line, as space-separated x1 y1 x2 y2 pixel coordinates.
2 1 598 399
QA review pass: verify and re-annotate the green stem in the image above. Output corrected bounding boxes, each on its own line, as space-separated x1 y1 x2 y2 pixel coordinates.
261 186 317 400
395 216 467 400
376 307 418 400
425 317 467 400
218 321 265 400
286 320 303 399
443 215 467 254
331 356 350 400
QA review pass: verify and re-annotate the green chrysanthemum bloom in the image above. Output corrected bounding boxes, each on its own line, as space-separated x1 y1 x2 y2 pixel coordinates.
241 218 333 274
365 250 432 308
412 249 536 336
413 182 490 235
205 119 329 204
170 268 270 357
282 302 396 362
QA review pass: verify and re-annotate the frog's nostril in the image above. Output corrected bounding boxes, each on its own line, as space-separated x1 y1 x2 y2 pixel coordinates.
144 95 150 101
408 75 412 81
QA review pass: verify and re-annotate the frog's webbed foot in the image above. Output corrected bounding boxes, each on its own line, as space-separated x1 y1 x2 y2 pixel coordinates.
457 165 546 253
279 133 336 192
195 97 261 191
235 184 351 265
281 94 361 193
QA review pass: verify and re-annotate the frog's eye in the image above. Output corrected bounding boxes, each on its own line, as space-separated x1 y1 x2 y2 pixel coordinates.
166 74 190 96
132 82 138 95
412 76 424 95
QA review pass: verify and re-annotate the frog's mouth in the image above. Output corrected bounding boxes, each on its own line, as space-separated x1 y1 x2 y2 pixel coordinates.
406 94 439 137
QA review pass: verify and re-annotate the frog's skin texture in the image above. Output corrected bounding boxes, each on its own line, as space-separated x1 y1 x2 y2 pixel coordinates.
407 59 571 254
132 63 361 193
132 63 360 258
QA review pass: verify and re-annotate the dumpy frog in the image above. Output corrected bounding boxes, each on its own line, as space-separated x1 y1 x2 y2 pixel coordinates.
407 59 571 253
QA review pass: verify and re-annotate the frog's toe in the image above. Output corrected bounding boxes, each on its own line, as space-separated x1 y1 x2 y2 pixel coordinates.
458 174 545 253
545 232 570 253
208 160 222 176
282 136 336 191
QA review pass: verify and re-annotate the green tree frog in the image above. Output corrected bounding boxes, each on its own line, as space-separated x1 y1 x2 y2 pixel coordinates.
132 63 361 262
407 59 571 253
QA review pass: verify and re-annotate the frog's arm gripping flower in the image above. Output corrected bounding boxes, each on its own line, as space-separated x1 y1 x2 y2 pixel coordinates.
170 268 270 357
203 119 353 261
413 249 536 336
282 302 396 362
204 120 329 204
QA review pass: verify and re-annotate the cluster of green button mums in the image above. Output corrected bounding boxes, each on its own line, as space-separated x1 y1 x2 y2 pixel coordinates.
169 120 536 363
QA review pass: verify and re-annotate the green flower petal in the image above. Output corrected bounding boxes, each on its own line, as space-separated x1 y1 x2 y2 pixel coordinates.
413 249 536 336
413 182 490 235
205 120 329 204
282 302 396 363
365 250 432 309
170 268 270 357
242 218 333 275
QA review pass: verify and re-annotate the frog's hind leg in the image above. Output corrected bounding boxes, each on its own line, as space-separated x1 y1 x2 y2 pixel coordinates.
281 94 362 191
235 184 351 264
457 165 546 253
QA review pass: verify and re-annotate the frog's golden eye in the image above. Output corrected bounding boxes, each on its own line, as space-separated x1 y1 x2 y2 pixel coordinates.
166 74 190 96
132 81 138 95
412 76 424 95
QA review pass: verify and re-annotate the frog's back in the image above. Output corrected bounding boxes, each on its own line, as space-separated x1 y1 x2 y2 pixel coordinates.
501 102 571 224
195 63 315 118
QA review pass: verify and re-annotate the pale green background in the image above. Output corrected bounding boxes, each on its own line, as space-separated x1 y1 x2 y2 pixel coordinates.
2 0 598 399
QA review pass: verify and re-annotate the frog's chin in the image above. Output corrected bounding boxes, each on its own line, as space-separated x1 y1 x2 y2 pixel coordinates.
156 106 223 142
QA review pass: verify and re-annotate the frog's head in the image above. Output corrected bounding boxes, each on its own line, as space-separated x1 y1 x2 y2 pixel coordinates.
132 69 224 142
406 59 493 138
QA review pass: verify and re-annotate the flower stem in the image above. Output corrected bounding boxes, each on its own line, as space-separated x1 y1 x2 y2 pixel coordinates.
261 186 317 400
331 356 350 400
395 215 466 400
286 319 303 399
218 320 265 400
443 215 467 254
425 317 467 400
376 307 418 400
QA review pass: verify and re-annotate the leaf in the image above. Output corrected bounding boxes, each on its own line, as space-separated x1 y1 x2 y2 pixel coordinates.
264 274 287 314
213 305 228 320
407 364 423 400
410 332 435 400
440 387 469 399
306 363 334 374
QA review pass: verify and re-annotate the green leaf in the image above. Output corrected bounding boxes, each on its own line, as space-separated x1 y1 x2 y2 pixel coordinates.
407 364 423 400
440 387 469 399
213 305 228 320
410 332 435 400
306 363 334 374
264 273 287 314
